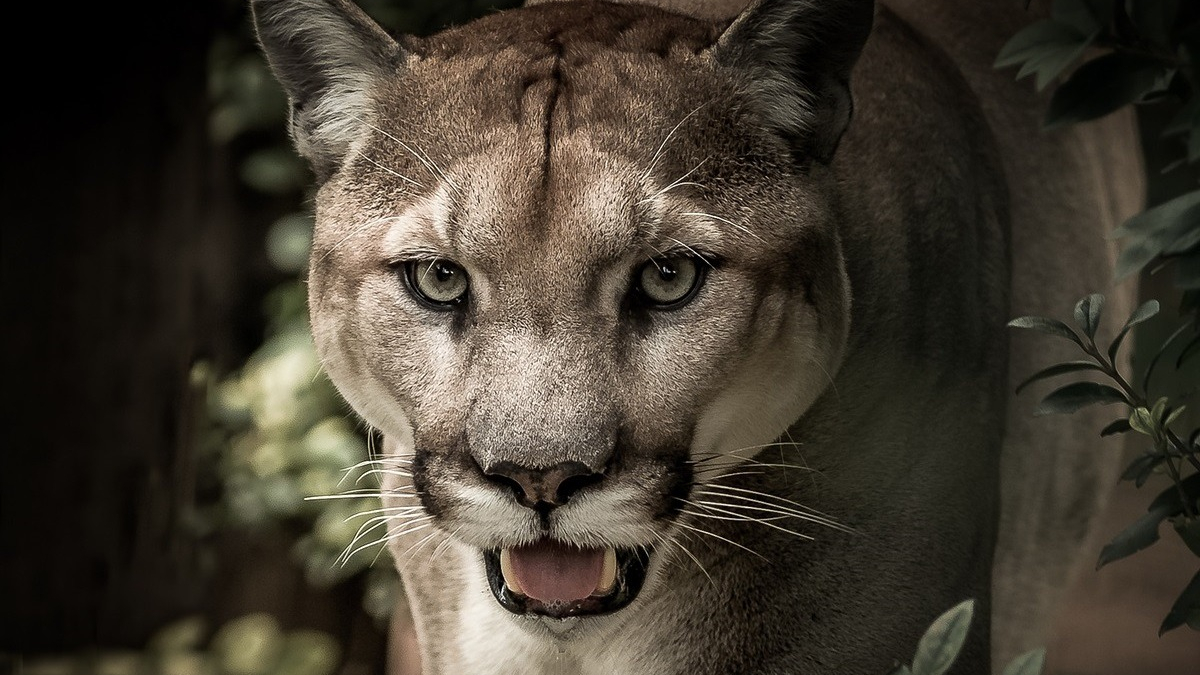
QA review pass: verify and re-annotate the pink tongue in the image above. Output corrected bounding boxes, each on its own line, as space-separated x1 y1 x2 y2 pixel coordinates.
508 540 604 603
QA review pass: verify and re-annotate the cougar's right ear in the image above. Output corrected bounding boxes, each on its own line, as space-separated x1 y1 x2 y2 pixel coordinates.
712 0 874 165
251 0 403 179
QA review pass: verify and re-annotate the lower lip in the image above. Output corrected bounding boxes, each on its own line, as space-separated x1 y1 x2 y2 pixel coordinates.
483 547 652 619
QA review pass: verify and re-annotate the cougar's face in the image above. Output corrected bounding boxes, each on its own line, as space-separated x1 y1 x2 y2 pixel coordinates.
305 4 850 623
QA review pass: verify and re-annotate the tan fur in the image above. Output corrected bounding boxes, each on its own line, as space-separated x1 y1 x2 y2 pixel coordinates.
253 0 1143 672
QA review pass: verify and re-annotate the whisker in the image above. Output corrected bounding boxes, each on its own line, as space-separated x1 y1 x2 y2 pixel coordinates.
695 469 765 481
641 158 710 203
305 490 420 502
690 494 843 534
686 498 795 522
640 101 710 184
345 505 427 521
672 518 768 561
346 519 435 564
349 114 462 195
431 525 462 563
356 468 413 483
663 530 716 590
316 214 406 266
698 484 854 534
398 529 443 570
663 236 717 270
355 150 423 188
680 498 815 542
681 211 766 244
339 515 434 566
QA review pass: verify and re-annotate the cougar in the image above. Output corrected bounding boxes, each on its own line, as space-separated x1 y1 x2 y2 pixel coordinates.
252 0 1143 672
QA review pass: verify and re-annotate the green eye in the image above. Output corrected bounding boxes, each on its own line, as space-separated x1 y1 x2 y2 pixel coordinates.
405 259 469 309
637 256 703 308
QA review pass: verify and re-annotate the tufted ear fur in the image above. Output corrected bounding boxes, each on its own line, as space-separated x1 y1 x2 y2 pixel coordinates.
713 0 874 164
251 0 403 179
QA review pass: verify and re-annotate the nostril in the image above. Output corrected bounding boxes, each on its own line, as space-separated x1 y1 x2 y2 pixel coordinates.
554 470 604 504
482 460 604 510
483 470 529 504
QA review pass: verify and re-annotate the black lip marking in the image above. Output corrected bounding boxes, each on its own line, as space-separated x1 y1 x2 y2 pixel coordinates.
484 546 651 619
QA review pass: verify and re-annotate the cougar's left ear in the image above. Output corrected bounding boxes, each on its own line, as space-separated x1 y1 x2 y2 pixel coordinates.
712 0 874 164
251 0 404 179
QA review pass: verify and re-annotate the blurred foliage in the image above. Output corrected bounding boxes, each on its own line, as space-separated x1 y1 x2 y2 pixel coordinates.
196 302 401 620
16 614 340 675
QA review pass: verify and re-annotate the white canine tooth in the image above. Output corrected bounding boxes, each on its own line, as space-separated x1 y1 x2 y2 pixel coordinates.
595 548 618 595
500 549 524 596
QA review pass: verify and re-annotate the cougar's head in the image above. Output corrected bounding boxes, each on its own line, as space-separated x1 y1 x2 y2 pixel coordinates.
254 0 871 622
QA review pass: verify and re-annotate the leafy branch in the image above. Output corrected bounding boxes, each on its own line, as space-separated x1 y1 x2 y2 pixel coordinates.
1010 294 1200 633
998 0 1200 639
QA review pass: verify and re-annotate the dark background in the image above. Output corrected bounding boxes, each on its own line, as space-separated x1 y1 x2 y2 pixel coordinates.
1 0 371 657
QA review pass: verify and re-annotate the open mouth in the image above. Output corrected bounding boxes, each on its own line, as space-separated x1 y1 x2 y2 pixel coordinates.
484 539 651 618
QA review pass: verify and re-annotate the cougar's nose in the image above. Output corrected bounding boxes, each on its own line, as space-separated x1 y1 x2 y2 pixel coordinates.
483 460 604 511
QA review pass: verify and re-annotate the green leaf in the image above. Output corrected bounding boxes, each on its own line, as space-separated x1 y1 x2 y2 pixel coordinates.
1163 97 1200 138
240 148 308 195
1166 225 1200 257
889 667 914 675
1145 472 1198 513
995 19 1090 67
995 19 1097 90
1007 316 1084 346
1129 406 1156 435
147 616 208 655
1143 321 1195 393
1164 405 1187 428
1174 516 1200 557
1035 382 1128 416
1015 361 1105 394
1052 0 1113 36
1108 299 1160 361
1150 397 1169 424
267 631 341 675
1099 473 1200 566
1179 332 1200 368
1044 54 1174 130
911 599 975 675
1019 42 1098 91
266 213 314 274
212 613 284 675
1116 190 1200 237
1183 290 1200 316
1113 190 1200 281
1159 569 1200 634
1100 418 1132 436
1098 475 1200 568
1177 252 1200 290
1097 505 1173 568
1119 452 1164 487
1001 648 1047 675
1126 0 1180 47
1073 293 1104 339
